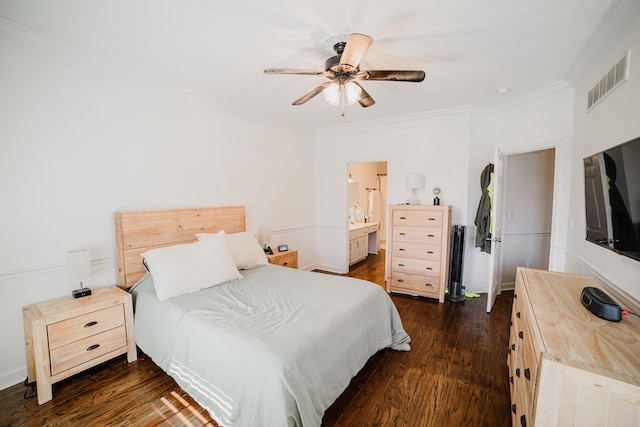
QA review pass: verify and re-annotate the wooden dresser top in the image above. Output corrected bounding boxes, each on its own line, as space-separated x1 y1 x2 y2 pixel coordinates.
518 268 640 383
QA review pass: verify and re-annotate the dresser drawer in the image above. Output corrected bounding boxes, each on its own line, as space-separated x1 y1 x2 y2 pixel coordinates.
392 241 441 260
391 256 441 277
50 325 127 376
390 272 440 298
392 226 442 244
47 305 125 350
393 209 443 227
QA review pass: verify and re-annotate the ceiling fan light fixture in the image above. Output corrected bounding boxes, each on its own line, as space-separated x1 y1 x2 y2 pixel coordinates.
322 81 361 107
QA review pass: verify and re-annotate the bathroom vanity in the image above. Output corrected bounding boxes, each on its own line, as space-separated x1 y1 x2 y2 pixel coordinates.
349 222 379 265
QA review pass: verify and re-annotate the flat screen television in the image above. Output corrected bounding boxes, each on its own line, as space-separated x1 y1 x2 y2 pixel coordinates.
584 135 640 262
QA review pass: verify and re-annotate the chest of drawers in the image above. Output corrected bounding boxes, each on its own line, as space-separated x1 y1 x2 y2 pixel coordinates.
386 205 451 302
509 268 640 426
23 286 136 404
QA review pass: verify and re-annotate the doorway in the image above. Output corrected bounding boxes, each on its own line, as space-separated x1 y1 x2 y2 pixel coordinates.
348 162 388 270
499 148 556 289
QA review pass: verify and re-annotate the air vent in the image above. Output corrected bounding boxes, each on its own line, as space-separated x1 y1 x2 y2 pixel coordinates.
587 50 630 111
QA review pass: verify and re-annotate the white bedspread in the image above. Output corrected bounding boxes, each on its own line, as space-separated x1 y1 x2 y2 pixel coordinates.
130 265 410 427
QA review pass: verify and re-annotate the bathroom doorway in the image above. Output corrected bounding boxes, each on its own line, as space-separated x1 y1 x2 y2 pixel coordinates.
348 162 388 270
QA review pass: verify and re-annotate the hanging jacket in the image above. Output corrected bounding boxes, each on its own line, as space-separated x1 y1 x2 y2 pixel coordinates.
474 163 494 253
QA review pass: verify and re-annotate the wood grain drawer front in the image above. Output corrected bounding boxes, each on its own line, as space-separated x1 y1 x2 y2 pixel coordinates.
49 325 127 376
392 256 441 277
47 305 125 350
393 209 443 227
392 242 441 260
270 252 297 268
393 226 442 244
390 272 440 298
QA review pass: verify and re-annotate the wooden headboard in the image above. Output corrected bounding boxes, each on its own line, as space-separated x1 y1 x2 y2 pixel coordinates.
113 206 246 289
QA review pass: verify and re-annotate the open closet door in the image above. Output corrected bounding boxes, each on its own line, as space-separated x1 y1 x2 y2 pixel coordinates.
487 148 504 313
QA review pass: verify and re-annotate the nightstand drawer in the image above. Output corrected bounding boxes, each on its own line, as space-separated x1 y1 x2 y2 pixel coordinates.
50 325 127 376
269 252 297 268
48 305 125 350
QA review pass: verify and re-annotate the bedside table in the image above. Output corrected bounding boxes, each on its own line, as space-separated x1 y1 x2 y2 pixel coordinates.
23 286 136 404
267 249 298 269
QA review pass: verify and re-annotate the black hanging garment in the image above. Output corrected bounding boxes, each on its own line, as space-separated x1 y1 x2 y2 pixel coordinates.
474 163 494 253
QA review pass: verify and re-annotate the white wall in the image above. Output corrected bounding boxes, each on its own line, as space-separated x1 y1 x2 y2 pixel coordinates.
564 4 640 302
315 110 473 275
0 26 316 389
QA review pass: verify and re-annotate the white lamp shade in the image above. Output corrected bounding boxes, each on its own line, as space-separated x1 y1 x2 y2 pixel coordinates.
68 249 91 283
259 226 271 247
406 173 425 189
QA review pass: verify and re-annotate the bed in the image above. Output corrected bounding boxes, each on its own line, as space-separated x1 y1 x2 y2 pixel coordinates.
114 206 410 427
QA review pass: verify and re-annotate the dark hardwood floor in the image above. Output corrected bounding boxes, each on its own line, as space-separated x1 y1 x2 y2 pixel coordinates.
0 250 513 426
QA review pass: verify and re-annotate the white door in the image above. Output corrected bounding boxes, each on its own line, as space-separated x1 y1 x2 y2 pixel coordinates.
487 148 504 313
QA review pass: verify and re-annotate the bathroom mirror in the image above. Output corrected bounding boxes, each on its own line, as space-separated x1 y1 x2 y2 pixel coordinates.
348 181 359 207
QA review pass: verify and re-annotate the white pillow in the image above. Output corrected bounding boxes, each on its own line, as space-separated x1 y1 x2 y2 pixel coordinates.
141 231 242 301
197 231 268 270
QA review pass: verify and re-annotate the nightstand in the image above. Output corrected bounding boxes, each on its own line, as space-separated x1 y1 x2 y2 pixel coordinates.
267 249 298 269
23 286 136 405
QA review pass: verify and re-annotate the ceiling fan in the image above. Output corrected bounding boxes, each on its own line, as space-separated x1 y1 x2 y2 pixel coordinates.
264 33 426 116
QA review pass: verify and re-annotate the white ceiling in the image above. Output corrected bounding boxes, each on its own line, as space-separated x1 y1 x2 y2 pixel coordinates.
0 0 615 130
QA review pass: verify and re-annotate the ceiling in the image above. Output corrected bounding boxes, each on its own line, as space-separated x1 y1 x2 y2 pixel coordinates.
0 0 616 130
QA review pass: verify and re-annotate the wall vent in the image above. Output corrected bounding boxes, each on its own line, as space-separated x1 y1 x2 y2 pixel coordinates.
587 50 630 111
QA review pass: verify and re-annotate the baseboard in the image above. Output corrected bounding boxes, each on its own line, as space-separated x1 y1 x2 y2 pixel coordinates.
0 367 26 392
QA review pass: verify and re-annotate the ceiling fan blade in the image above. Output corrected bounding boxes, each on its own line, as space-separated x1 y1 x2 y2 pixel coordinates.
353 82 375 108
292 82 332 106
264 68 324 76
339 33 373 68
357 70 426 82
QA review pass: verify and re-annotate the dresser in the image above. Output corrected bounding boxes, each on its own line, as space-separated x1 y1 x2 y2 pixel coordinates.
509 268 640 426
23 286 136 404
386 205 451 302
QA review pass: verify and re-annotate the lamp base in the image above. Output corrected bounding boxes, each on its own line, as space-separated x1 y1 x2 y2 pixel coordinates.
72 288 92 298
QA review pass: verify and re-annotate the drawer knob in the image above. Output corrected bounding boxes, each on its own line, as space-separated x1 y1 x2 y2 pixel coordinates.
425 267 433 270
400 216 407 219
512 404 517 414
398 264 405 267
511 344 515 351
84 321 98 328
516 312 521 318
428 217 435 221
427 234 435 238
524 368 531 381
516 368 520 377
519 331 523 339
398 279 404 283
424 283 433 288
427 251 434 254
399 232 406 236
283 262 288 265
87 344 101 352
399 248 405 251
520 415 527 427
509 375 514 384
